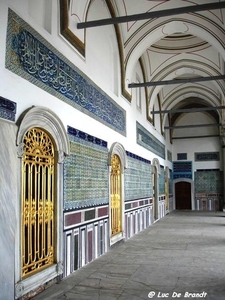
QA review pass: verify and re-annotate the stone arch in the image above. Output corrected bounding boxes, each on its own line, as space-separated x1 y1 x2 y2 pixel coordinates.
108 142 127 172
16 106 69 162
15 106 69 298
152 158 160 175
108 142 127 245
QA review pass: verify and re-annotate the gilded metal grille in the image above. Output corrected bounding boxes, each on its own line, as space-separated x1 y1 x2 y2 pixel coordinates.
21 128 55 278
110 154 122 235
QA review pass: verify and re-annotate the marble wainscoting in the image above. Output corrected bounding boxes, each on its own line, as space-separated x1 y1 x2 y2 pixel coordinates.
0 119 18 300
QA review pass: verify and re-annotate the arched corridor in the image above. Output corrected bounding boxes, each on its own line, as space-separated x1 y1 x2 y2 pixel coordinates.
0 1 225 299
33 211 225 300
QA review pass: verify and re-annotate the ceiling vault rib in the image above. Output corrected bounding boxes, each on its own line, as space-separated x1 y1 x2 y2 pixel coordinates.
152 106 225 114
77 2 225 29
128 75 225 88
165 123 221 129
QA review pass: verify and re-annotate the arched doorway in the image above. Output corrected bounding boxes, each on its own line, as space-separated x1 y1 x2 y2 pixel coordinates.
175 181 191 210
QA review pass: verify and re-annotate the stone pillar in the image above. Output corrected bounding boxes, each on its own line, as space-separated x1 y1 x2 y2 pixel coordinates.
0 120 17 300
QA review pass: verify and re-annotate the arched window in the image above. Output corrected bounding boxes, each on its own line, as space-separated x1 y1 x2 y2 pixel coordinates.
15 106 69 299
110 154 122 235
21 127 55 277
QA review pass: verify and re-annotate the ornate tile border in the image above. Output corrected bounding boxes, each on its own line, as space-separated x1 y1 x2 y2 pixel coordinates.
6 9 126 136
136 122 165 159
0 96 17 122
195 152 220 161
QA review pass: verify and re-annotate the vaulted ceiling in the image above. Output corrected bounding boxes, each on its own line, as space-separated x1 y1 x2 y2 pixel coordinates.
61 0 225 140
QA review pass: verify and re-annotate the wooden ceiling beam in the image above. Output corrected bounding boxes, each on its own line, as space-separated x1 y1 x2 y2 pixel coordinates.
77 2 225 29
172 134 220 139
151 106 225 114
128 75 225 88
165 123 220 129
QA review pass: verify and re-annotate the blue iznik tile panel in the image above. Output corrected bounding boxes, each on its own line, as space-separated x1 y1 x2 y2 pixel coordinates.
195 170 223 193
172 161 192 180
195 152 220 161
136 122 165 159
0 96 17 121
159 165 165 195
124 151 152 201
64 126 109 210
5 9 126 136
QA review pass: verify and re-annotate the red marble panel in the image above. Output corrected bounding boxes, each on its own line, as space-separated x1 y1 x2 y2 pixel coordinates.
98 207 108 217
65 212 81 227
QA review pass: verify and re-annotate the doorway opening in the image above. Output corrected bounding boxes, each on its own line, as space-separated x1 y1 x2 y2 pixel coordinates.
175 181 191 210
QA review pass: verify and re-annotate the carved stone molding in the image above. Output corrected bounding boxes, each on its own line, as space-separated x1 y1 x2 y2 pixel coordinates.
15 282 24 299
152 158 160 175
16 106 70 162
108 142 128 172
17 142 24 158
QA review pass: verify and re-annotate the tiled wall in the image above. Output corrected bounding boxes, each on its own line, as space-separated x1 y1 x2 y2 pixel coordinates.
136 122 165 159
124 152 152 200
63 127 168 276
64 126 109 210
6 9 126 136
195 170 223 211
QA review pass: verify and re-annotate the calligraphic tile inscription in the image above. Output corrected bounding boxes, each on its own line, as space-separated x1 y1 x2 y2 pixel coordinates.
6 9 126 136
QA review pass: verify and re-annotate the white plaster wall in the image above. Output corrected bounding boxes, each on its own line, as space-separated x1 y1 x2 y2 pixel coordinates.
172 112 221 171
173 112 219 138
173 137 222 171
0 0 170 167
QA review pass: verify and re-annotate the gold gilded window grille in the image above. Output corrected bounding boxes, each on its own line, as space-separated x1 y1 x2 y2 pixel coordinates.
21 127 55 278
110 154 122 235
